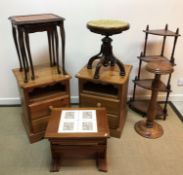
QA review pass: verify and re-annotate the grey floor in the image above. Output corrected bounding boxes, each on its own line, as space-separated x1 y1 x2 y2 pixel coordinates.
0 105 183 175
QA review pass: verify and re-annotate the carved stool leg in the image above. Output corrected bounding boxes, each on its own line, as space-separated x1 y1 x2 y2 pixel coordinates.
87 50 102 69
115 58 126 76
93 58 105 79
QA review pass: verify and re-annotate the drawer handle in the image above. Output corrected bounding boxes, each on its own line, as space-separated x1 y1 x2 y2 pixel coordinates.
97 103 102 107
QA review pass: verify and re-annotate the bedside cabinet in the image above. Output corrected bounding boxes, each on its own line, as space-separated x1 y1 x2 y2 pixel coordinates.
13 65 71 143
76 64 132 138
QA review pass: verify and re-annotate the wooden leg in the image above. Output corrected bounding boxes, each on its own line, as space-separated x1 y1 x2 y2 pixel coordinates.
47 31 53 67
50 156 61 172
97 151 107 172
18 28 28 83
54 26 60 74
51 30 56 66
24 32 35 80
12 26 23 71
93 58 105 79
59 23 66 75
87 50 102 69
115 58 125 76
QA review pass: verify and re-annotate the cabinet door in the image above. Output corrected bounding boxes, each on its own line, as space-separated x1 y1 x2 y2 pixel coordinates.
80 93 120 115
29 96 69 120
31 116 50 133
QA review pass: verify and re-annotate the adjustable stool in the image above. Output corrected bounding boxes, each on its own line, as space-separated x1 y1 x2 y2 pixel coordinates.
86 19 129 79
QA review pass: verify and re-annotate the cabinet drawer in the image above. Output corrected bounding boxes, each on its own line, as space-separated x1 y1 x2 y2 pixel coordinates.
107 114 119 129
29 96 69 120
80 93 120 115
32 116 49 133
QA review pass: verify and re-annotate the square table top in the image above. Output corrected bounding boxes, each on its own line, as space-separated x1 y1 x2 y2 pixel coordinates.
75 64 132 85
13 64 71 89
45 107 110 139
9 13 64 25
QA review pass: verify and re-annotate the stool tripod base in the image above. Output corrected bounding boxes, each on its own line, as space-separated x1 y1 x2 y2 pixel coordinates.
135 120 163 139
87 36 125 79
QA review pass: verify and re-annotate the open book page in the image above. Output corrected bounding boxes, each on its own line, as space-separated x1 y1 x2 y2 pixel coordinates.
58 110 97 133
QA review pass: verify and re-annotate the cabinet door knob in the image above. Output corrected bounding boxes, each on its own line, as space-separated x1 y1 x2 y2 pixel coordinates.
97 102 102 107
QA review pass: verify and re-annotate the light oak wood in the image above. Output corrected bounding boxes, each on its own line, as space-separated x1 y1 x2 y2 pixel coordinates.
76 64 132 138
13 65 71 143
76 64 132 85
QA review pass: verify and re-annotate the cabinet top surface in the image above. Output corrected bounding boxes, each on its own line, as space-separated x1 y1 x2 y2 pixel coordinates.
45 107 110 139
76 64 132 84
13 65 71 89
9 13 64 25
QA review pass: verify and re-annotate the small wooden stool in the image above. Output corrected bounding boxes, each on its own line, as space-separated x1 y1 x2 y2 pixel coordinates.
9 13 66 83
45 107 110 172
135 61 173 138
86 19 129 79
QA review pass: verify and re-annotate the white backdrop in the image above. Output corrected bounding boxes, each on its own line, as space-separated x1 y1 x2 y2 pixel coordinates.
0 0 183 104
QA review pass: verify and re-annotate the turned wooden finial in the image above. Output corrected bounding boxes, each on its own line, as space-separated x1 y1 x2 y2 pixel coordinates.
146 25 149 31
165 24 168 31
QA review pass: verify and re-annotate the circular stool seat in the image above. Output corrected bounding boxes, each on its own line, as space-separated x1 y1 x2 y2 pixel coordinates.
86 19 130 79
87 19 129 35
135 61 173 139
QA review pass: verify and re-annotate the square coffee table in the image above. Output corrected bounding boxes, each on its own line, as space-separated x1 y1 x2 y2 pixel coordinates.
45 107 110 172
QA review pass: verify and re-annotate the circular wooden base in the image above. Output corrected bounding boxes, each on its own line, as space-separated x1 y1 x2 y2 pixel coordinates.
135 120 163 139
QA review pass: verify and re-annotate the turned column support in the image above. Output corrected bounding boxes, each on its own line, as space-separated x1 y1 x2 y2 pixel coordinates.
135 61 173 139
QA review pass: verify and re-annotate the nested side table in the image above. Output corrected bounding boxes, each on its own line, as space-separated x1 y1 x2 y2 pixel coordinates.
45 107 110 172
9 13 66 83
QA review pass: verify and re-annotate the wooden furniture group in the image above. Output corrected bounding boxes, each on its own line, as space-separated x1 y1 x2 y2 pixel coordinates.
9 13 66 83
129 24 180 120
86 19 129 79
45 107 110 172
11 13 179 171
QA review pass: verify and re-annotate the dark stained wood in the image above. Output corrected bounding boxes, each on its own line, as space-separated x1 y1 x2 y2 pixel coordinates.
9 13 66 82
129 100 164 118
9 13 64 25
45 107 110 172
146 61 174 75
143 29 180 36
135 61 173 139
13 65 71 143
86 19 130 79
130 24 180 120
138 55 171 64
133 79 170 92
76 64 132 138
